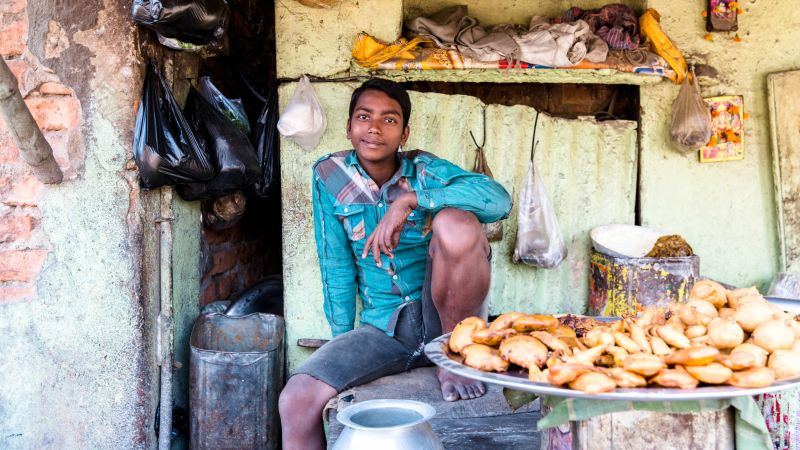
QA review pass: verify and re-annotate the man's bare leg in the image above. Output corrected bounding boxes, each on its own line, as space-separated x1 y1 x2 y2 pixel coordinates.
278 374 338 450
429 208 491 401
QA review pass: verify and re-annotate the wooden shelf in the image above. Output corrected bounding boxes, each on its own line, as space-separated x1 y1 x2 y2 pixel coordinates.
349 65 668 86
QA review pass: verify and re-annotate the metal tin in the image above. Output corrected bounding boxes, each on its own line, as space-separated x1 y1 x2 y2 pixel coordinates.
589 250 699 317
190 313 284 450
332 399 443 450
424 333 800 401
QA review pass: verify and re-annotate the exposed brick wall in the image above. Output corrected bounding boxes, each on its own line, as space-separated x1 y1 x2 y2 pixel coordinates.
200 196 282 306
0 0 84 303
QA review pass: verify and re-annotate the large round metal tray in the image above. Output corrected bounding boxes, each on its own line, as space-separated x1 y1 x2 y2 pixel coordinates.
424 333 800 401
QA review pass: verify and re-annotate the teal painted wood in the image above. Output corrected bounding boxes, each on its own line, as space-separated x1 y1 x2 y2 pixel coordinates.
280 83 638 371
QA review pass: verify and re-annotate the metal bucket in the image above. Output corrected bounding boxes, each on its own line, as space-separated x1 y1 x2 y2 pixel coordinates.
332 399 443 450
190 313 284 450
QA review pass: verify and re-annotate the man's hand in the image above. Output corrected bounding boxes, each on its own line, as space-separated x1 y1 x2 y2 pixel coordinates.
362 192 418 267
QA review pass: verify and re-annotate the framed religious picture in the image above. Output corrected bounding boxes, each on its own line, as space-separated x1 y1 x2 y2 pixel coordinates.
707 0 739 32
700 95 744 163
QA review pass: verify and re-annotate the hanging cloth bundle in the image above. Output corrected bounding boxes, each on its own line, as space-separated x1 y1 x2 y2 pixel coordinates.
469 119 503 242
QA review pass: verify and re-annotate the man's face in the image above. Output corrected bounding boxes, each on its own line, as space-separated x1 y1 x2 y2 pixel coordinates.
347 89 409 166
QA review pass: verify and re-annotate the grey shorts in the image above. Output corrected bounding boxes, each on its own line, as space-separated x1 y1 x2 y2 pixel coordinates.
293 248 491 392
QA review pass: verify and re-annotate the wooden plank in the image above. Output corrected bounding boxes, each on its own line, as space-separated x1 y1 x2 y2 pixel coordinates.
768 70 800 272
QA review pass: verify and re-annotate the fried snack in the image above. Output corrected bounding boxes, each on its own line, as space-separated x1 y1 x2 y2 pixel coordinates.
728 367 776 388
785 318 800 340
718 308 736 320
689 279 727 309
471 328 517 346
665 315 686 334
685 325 707 339
461 344 509 372
449 317 488 353
606 346 630 367
768 350 800 380
566 345 606 366
685 363 733 384
530 331 572 354
623 353 666 377
498 335 549 369
664 346 719 366
512 314 559 332
627 320 652 354
584 327 615 348
656 325 691 349
604 367 648 388
528 364 547 383
569 371 616 394
735 301 776 332
558 314 602 337
726 286 761 309
547 363 595 385
552 325 577 339
489 312 523 331
678 299 718 326
546 349 568 368
613 331 641 353
690 335 712 347
649 335 673 356
716 351 757 371
635 306 665 329
731 343 768 368
751 320 795 352
704 318 744 349
650 367 699 389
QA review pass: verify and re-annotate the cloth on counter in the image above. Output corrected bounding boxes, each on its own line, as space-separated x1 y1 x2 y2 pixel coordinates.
555 4 641 50
539 395 772 450
404 5 608 67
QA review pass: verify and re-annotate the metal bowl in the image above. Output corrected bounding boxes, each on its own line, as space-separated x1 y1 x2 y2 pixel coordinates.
333 399 443 450
424 333 800 401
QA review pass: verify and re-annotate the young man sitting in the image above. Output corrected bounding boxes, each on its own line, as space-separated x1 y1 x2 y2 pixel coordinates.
278 78 512 450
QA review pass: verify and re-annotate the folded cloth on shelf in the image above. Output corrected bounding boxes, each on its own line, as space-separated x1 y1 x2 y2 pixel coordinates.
405 5 608 66
538 395 772 450
554 4 641 50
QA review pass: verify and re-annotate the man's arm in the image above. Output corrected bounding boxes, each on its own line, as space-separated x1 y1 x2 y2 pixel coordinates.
415 158 512 223
312 172 358 337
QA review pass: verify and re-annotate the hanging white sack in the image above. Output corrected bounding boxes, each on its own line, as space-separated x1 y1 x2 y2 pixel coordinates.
277 75 327 151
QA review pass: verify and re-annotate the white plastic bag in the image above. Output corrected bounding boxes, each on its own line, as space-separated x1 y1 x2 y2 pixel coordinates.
670 68 712 153
277 75 327 151
512 159 567 268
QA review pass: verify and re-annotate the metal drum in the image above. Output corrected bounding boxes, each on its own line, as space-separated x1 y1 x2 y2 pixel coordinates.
332 399 443 450
190 313 284 450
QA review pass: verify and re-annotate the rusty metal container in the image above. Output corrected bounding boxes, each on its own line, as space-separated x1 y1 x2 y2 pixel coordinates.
588 249 699 317
190 313 284 450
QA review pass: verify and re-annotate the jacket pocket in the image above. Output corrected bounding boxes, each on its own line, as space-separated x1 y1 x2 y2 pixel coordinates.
334 204 367 241
400 208 430 242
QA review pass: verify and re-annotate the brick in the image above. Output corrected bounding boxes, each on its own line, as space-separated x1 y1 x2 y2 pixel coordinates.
0 249 47 282
3 174 41 206
201 280 217 305
0 283 35 304
0 19 27 57
209 248 237 276
215 273 234 300
24 95 80 131
0 214 33 242
38 82 72 96
0 0 26 14
0 129 21 163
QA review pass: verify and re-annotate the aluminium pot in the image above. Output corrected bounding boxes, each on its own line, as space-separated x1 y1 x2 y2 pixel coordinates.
332 399 443 450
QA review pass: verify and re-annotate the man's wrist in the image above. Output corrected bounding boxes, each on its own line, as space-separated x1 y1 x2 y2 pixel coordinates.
401 191 418 210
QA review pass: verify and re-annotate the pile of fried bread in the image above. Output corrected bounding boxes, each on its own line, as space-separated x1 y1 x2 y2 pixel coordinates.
448 280 800 394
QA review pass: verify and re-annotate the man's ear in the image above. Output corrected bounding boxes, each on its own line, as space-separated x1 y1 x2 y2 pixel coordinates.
346 119 352 137
401 125 410 144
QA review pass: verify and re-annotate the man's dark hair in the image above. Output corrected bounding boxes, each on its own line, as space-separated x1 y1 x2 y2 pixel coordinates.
348 78 411 128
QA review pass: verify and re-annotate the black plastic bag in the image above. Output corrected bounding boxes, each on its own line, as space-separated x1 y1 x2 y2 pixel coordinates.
133 62 214 189
132 0 229 46
197 77 250 135
177 87 260 201
250 88 279 198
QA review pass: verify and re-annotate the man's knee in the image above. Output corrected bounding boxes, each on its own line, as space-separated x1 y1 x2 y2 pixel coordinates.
279 374 334 420
431 208 487 257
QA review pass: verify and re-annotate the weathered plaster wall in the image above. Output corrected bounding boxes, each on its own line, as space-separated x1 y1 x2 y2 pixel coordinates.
0 1 153 448
638 0 797 289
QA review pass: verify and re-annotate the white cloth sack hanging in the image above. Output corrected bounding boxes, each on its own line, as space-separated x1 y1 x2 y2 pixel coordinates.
512 159 567 268
277 75 327 151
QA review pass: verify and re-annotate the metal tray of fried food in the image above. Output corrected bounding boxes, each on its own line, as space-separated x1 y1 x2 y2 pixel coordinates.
424 333 800 401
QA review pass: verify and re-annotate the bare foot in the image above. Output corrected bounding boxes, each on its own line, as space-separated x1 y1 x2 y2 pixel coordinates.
436 367 486 402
